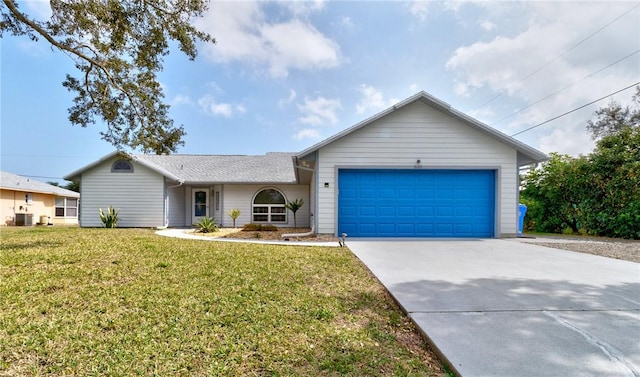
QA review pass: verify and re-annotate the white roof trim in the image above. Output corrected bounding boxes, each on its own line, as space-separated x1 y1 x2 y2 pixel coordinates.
64 151 183 182
297 91 548 165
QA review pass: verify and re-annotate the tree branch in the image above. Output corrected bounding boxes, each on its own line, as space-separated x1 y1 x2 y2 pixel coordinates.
3 0 104 69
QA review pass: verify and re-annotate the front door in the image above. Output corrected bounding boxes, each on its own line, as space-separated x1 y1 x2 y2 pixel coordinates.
192 189 209 224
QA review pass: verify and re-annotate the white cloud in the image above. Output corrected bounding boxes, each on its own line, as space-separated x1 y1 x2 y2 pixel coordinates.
198 95 245 117
293 128 321 140
341 16 354 28
279 89 297 107
195 2 341 78
444 1 640 155
538 128 595 157
409 83 420 92
25 0 52 20
283 0 325 17
172 94 193 106
408 1 430 21
478 20 496 31
297 96 342 126
356 85 399 115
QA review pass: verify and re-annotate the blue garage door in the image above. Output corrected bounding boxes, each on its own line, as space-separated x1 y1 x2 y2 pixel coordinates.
338 169 495 237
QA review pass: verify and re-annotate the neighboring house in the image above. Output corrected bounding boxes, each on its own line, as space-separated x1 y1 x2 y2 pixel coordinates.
0 170 80 226
65 91 548 237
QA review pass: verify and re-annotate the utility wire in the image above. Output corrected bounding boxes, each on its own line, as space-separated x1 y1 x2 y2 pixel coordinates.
491 49 640 126
20 175 68 180
477 3 640 110
510 82 640 137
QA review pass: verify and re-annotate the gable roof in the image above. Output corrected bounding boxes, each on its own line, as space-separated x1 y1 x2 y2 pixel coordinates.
297 91 549 166
1 171 80 198
64 151 183 182
64 152 297 184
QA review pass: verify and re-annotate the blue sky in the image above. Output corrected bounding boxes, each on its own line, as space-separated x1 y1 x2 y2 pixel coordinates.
2 1 639 185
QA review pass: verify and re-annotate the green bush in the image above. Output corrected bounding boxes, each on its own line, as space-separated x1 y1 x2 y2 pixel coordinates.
99 206 119 228
194 217 219 233
242 223 262 231
242 224 279 232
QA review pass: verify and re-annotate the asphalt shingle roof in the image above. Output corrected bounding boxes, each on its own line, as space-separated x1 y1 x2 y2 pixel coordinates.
0 171 80 197
137 153 297 183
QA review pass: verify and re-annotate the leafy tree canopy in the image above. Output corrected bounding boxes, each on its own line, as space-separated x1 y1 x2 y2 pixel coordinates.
586 86 640 140
521 88 640 239
1 0 215 154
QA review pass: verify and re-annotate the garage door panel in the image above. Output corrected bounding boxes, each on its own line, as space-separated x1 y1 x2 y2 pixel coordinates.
359 206 376 216
397 206 415 216
338 169 495 238
397 223 415 235
378 223 396 235
379 206 395 216
359 223 376 235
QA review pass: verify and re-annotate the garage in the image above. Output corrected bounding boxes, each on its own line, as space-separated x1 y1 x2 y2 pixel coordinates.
338 169 495 237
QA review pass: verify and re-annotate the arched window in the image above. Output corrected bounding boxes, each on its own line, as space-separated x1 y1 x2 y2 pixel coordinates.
252 188 286 223
111 159 134 173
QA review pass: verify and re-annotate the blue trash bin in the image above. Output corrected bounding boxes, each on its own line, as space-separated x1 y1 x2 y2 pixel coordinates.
518 204 527 237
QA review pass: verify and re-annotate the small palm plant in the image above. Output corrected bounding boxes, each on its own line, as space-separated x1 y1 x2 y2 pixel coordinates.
285 198 304 228
99 206 119 228
227 208 241 228
194 217 219 233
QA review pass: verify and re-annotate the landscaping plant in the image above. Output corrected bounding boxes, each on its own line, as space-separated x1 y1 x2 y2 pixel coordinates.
194 217 219 233
98 206 119 228
227 208 241 228
521 88 640 239
285 198 304 228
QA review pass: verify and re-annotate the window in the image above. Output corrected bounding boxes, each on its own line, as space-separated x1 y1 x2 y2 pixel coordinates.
252 188 286 223
111 159 133 173
55 197 78 217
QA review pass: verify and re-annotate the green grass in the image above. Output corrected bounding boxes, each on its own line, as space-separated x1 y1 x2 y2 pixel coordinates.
0 227 446 376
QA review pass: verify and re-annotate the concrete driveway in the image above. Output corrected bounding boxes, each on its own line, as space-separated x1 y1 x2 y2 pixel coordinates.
346 239 640 377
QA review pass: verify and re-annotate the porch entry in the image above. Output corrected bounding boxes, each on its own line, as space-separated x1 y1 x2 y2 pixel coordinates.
192 188 209 224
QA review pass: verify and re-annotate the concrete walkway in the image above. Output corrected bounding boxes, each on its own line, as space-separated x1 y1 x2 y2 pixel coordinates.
346 239 640 377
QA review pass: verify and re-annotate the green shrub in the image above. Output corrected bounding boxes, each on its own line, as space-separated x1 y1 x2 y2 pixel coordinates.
242 223 262 231
194 217 219 233
241 224 279 232
99 206 119 228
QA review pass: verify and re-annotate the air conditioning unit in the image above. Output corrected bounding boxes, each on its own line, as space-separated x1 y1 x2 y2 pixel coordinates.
15 213 33 226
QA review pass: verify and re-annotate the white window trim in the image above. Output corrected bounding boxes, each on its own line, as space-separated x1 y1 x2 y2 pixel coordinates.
55 197 79 218
252 188 287 224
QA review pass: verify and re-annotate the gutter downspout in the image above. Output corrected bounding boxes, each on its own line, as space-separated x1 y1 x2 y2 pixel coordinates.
282 213 315 239
282 160 316 239
158 180 184 229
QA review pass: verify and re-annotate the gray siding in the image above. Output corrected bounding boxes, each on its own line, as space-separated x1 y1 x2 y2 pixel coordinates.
167 183 186 227
79 158 165 227
222 184 310 228
316 101 518 237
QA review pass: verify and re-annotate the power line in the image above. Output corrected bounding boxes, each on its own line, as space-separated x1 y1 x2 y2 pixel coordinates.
477 3 640 110
510 82 640 137
491 49 640 126
0 154 93 159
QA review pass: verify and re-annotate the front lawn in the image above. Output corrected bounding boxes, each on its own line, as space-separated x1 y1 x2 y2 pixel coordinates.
0 227 446 376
